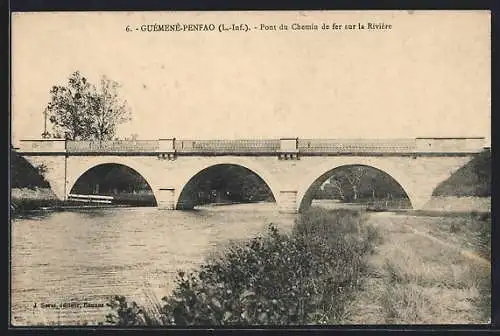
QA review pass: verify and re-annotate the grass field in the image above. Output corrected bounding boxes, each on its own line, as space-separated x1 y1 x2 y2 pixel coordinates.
344 211 491 324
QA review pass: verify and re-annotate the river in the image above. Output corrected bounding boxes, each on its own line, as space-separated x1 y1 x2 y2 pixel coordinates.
11 202 298 326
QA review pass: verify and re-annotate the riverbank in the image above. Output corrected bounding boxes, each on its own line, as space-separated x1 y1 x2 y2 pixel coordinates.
10 196 120 218
344 211 491 324
11 188 63 215
313 196 491 213
11 188 157 217
11 187 58 200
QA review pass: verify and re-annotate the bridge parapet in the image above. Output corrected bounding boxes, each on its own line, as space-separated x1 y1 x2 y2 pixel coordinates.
18 139 66 153
298 138 417 153
17 137 486 155
175 139 280 154
66 140 160 152
415 137 486 153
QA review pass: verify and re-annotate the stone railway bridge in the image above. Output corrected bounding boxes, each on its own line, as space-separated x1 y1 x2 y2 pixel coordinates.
16 137 486 213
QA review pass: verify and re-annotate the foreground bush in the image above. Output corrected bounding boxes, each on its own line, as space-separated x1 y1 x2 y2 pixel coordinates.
106 208 380 326
469 212 491 259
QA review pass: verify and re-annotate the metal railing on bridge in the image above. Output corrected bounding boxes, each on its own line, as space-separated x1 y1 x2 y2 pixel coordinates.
298 139 418 153
175 139 280 154
66 140 160 152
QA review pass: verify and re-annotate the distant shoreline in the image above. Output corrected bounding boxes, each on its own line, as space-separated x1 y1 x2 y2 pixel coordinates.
11 187 491 218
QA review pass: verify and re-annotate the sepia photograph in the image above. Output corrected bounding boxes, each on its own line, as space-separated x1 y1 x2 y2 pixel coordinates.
10 10 491 326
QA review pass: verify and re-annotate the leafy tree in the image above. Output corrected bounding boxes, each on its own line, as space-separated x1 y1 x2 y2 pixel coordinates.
341 167 369 201
46 71 131 140
89 75 132 141
316 166 408 202
322 177 345 200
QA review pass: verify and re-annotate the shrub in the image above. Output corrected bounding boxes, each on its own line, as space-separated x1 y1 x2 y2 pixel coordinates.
106 208 379 326
382 284 433 324
466 212 491 259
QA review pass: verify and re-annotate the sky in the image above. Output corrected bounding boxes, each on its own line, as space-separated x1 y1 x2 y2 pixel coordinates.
11 11 491 146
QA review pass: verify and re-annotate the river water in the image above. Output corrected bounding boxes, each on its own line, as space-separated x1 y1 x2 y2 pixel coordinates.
11 202 298 326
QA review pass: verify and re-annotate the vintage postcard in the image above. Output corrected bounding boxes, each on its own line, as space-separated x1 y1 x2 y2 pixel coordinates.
10 10 491 327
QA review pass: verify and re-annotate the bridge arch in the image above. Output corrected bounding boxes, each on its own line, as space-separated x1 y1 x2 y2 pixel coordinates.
66 157 160 203
174 158 282 210
296 158 418 212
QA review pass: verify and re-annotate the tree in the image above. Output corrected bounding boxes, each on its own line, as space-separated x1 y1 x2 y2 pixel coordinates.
46 71 131 140
89 75 132 141
320 178 345 200
342 167 367 201
321 167 367 202
317 166 408 202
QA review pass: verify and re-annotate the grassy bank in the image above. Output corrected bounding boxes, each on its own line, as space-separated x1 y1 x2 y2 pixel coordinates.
345 211 491 324
10 192 110 217
11 187 62 215
11 188 157 217
105 208 381 326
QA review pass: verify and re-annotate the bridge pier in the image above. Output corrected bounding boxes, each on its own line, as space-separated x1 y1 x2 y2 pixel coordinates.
157 188 176 210
408 192 434 211
278 190 299 214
